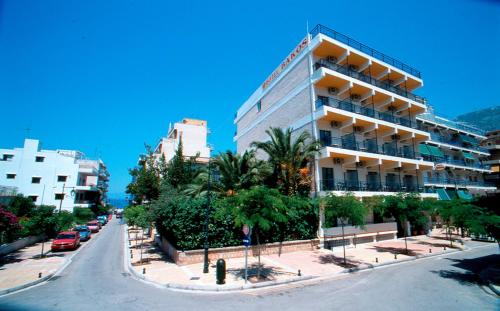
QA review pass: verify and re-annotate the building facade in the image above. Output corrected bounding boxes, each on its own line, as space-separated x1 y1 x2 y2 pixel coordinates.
482 130 500 190
417 111 496 199
154 118 211 164
0 139 109 211
234 24 439 244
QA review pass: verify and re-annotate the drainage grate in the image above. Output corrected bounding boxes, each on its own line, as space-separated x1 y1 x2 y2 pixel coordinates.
190 276 200 280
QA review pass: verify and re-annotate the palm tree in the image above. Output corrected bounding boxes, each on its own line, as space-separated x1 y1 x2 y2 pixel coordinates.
251 127 320 196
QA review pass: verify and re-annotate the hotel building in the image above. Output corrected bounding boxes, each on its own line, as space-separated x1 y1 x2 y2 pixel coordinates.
234 24 439 245
417 111 496 199
0 139 110 211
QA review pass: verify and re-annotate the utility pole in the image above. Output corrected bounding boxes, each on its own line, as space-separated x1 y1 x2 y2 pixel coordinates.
58 183 66 213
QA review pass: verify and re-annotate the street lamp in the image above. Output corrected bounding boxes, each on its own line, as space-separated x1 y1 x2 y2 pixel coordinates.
203 157 212 274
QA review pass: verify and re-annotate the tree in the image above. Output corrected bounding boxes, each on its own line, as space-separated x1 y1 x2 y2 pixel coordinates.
164 139 200 189
323 193 366 265
229 186 287 279
0 206 20 244
5 195 35 218
126 145 161 204
73 208 94 224
251 127 320 196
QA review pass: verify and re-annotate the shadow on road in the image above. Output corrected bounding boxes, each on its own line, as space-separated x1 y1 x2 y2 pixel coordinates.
431 254 500 287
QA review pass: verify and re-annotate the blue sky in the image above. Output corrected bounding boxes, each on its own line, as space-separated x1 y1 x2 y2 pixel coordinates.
0 0 499 198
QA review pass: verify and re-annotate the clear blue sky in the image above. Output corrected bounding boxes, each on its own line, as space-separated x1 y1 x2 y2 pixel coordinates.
1 0 499 198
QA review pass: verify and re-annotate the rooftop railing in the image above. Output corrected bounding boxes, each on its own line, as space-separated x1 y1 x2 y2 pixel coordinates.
316 96 425 131
417 113 485 137
309 24 422 78
315 59 427 105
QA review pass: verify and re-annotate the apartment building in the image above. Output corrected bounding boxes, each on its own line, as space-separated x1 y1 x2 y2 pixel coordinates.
0 139 109 211
481 130 500 189
417 111 496 199
234 24 439 245
154 118 211 164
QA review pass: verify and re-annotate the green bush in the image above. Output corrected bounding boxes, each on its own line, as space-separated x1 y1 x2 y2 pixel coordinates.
73 208 94 224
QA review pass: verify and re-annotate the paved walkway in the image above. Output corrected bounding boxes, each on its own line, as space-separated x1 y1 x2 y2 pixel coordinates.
128 228 467 288
0 239 67 291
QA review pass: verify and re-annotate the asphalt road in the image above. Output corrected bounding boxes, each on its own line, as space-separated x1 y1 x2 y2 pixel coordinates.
0 219 498 311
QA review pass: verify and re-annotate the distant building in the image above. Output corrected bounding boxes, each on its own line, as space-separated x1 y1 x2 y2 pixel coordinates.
0 139 109 211
154 118 211 164
417 110 496 198
482 130 500 190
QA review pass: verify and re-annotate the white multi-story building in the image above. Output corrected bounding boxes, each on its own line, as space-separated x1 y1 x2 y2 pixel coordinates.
154 118 211 163
0 139 109 211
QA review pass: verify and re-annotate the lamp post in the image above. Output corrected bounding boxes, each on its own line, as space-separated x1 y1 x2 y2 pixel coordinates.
203 158 212 274
56 183 75 213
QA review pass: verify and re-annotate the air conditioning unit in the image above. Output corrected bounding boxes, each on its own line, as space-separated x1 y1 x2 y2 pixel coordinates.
386 79 394 85
391 134 401 140
356 161 365 167
328 87 339 95
333 158 344 164
353 126 364 133
350 94 361 101
387 105 396 112
348 64 359 71
327 56 338 63
330 121 340 128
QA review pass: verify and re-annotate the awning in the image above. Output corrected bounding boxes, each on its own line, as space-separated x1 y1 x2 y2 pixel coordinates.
446 189 458 200
460 134 477 145
419 144 431 155
462 151 475 161
457 190 473 200
427 145 444 158
436 188 450 200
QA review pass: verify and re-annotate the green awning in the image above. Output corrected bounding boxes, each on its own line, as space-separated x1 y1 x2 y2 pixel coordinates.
462 151 475 160
457 190 473 201
419 144 431 155
460 134 477 145
446 189 458 200
436 188 450 200
427 145 444 158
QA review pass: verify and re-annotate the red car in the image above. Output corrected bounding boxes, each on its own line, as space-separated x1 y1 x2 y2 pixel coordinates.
51 231 80 251
87 220 100 233
108 214 112 221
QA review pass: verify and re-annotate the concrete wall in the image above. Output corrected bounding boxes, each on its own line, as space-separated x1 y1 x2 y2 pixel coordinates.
0 235 45 256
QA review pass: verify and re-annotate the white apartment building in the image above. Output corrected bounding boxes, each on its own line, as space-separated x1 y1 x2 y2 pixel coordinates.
154 118 211 163
0 139 109 212
417 110 496 198
234 24 439 245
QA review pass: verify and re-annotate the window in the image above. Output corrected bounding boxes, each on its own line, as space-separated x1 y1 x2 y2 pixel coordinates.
2 154 14 161
6 173 16 179
35 156 45 162
55 193 64 200
319 130 332 146
31 177 41 184
57 175 68 182
256 100 262 112
28 196 38 202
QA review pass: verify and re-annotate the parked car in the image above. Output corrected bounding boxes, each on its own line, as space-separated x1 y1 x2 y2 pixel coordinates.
73 225 91 241
87 220 100 233
97 215 107 226
108 214 113 222
51 231 80 251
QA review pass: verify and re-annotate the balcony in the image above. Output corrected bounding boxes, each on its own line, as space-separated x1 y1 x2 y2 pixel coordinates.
417 113 485 137
316 96 425 130
310 24 421 78
322 135 421 160
320 179 425 193
315 58 426 105
429 133 489 154
422 155 491 170
423 177 496 188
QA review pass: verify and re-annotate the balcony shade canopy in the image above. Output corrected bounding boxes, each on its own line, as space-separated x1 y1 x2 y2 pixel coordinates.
459 134 477 145
436 188 450 200
427 145 444 157
462 151 476 161
419 144 431 155
457 190 473 200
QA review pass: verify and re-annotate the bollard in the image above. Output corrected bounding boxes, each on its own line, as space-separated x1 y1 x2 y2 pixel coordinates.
444 246 446 251
38 272 42 279
298 269 301 276
131 253 133 259
375 257 378 263
429 248 432 253
216 259 226 285
143 268 146 275
394 254 397 260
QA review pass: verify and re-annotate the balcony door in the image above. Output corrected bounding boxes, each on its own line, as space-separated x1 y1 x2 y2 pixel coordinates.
367 172 380 191
386 173 399 191
319 130 332 147
322 167 334 191
345 170 359 191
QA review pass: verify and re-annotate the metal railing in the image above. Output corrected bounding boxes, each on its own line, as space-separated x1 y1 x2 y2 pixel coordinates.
423 177 495 188
428 133 489 153
309 24 422 78
323 135 421 160
316 96 426 130
417 113 485 136
422 155 491 170
320 179 425 193
315 59 427 105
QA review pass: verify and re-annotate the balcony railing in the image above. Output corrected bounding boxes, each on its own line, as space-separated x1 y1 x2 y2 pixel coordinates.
314 58 427 105
422 155 491 170
417 113 485 136
316 96 425 130
429 133 489 153
320 179 425 193
323 135 421 160
309 24 422 78
423 177 496 188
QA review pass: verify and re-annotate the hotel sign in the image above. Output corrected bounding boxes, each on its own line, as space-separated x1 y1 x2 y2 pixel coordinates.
261 36 309 90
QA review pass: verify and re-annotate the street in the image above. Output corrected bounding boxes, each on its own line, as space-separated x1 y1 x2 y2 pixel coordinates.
0 219 498 311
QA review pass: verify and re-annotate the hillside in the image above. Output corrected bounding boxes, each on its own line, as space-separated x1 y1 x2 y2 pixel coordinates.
455 105 500 132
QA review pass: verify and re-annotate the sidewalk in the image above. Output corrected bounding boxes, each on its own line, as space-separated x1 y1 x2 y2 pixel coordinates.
0 239 68 293
127 227 477 291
